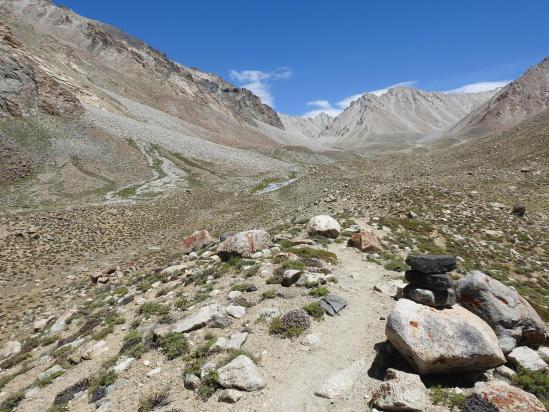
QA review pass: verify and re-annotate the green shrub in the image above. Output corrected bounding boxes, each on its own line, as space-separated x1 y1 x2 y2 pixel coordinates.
198 370 220 400
261 289 277 299
309 287 329 297
429 386 467 409
513 368 549 406
155 332 189 360
288 247 337 264
138 303 170 319
137 386 170 412
303 302 325 321
0 391 25 412
88 370 117 400
0 352 30 370
231 283 254 292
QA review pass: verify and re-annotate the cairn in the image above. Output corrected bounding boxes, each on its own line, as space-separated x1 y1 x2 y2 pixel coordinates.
402 254 457 308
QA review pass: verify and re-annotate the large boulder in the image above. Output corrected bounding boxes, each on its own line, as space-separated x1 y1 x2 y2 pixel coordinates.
456 271 547 353
217 355 265 391
347 230 382 252
217 230 271 260
386 298 505 374
472 380 546 412
306 215 341 238
370 368 430 411
180 229 215 254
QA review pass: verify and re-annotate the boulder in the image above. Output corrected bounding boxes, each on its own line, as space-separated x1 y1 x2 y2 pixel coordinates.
225 305 246 319
403 285 456 308
217 355 266 391
0 340 21 360
217 230 271 259
180 229 215 254
456 271 547 352
512 204 526 217
507 346 547 371
473 380 546 412
155 304 220 337
347 231 383 253
374 279 408 298
306 215 341 238
184 373 201 390
386 299 505 374
538 346 549 363
370 368 429 411
405 255 456 274
404 271 452 290
319 294 347 316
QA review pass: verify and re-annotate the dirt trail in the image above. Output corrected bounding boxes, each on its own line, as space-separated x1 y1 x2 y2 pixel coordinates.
257 243 398 411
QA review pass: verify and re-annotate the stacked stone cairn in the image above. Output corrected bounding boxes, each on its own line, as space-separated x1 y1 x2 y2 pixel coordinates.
403 254 457 308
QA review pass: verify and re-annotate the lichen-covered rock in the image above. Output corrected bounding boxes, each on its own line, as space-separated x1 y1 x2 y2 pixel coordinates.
456 271 547 352
180 229 215 254
306 215 341 238
217 355 266 391
370 368 429 411
217 230 271 259
347 230 382 252
472 380 546 412
386 298 505 374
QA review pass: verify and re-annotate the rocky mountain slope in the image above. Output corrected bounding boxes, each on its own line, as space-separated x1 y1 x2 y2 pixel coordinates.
451 57 549 136
282 87 497 150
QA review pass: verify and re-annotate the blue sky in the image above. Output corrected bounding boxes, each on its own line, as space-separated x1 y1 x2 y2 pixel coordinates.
57 0 549 116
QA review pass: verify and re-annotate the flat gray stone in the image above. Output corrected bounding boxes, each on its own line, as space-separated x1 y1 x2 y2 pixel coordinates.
217 355 265 391
405 255 456 274
320 294 347 316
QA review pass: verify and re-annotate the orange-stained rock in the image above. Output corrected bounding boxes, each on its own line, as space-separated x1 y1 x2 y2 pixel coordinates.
347 231 383 253
180 229 215 254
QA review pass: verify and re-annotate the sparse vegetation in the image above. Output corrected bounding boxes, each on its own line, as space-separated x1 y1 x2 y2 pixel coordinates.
309 287 329 297
512 368 549 407
155 332 189 360
138 386 171 411
429 386 467 409
303 302 325 320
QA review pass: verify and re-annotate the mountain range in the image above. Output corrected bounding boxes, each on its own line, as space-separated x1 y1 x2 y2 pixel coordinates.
1 0 548 205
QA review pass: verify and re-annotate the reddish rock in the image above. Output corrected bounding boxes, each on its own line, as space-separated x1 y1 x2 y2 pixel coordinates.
473 381 546 412
180 229 215 255
90 271 103 284
347 231 383 253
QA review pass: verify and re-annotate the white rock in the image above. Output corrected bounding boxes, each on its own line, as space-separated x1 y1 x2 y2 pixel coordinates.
114 356 135 373
370 369 429 411
495 365 516 380
304 333 322 349
0 341 21 360
228 291 242 301
314 360 364 399
38 365 64 382
507 346 547 371
226 305 246 319
155 304 220 336
537 346 549 363
210 332 249 353
160 263 188 275
147 367 161 377
217 355 265 391
306 215 341 238
81 340 109 360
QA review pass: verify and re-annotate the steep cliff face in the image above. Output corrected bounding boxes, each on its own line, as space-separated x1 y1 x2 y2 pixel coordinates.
0 22 83 118
451 58 549 136
0 0 283 129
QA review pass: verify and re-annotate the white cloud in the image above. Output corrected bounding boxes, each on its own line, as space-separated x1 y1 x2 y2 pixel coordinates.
303 80 417 118
443 80 509 94
229 67 292 107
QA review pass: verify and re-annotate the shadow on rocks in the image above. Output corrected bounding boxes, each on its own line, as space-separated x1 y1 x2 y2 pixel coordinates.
367 340 415 380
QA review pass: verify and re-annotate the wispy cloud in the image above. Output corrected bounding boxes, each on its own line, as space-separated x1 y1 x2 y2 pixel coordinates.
304 80 417 118
229 67 292 107
443 80 509 94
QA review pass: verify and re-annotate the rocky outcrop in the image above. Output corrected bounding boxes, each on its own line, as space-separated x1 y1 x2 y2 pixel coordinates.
217 230 271 259
456 271 547 353
385 298 505 374
0 23 83 118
